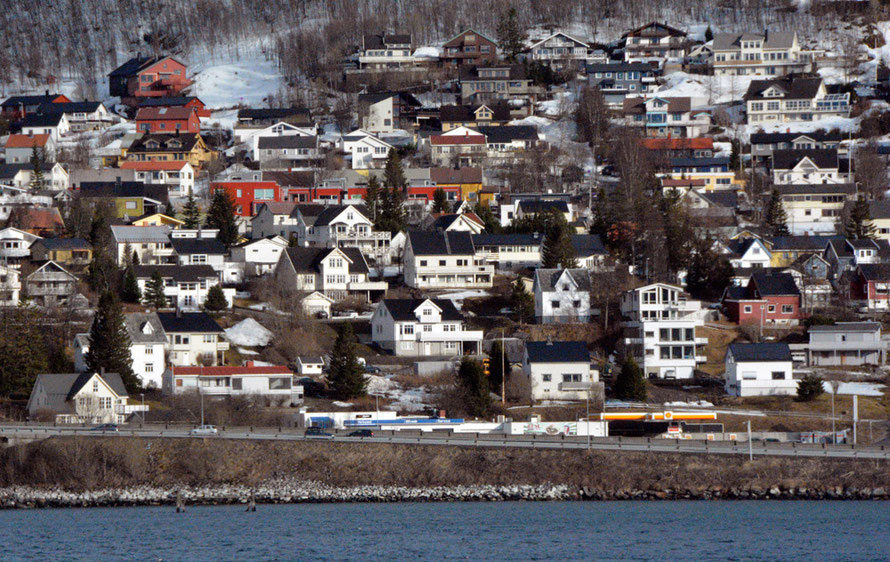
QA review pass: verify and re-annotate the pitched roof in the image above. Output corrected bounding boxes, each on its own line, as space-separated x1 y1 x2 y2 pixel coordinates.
35 237 91 250
776 183 854 196
170 237 227 256
381 298 464 322
727 342 792 362
429 167 482 184
128 133 201 153
408 230 475 256
430 213 482 231
571 234 607 256
808 322 881 333
459 64 527 81
772 149 839 170
700 191 739 209
22 113 64 128
123 312 167 344
750 130 844 145
2 94 64 108
439 104 511 123
363 33 412 49
472 233 543 246
477 125 539 143
744 76 822 101
535 268 591 291
255 202 298 217
282 246 369 274
120 160 191 171
108 55 164 77
110 225 171 243
9 207 64 232
430 134 486 146
751 271 800 296
135 107 196 121
132 264 218 282
157 312 224 334
257 135 318 149
138 96 202 108
870 200 890 220
37 101 102 114
767 235 842 251
311 205 369 227
6 133 51 148
262 170 315 187
237 107 311 122
79 181 167 202
857 263 890 281
586 62 655 73
517 200 569 214
526 341 590 363
640 137 713 151
172 365 292 376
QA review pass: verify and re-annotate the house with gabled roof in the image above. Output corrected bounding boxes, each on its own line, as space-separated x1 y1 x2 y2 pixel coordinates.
523 340 597 402
8 206 65 237
24 260 79 308
712 30 819 76
724 342 795 397
230 235 289 278
157 311 229 366
442 29 498 68
771 149 847 185
403 230 493 289
5 133 56 164
526 32 590 69
256 135 320 168
133 264 232 310
622 96 711 138
1 93 71 119
744 76 850 124
274 246 387 302
718 237 772 270
37 101 113 132
722 270 802 325
533 268 591 324
439 104 511 131
620 22 691 66
250 202 300 240
775 183 855 234
135 106 201 134
31 238 92 269
164 363 303 406
340 129 394 169
750 130 845 162
850 263 890 311
823 238 887 280
108 54 190 99
74 311 167 388
459 64 536 106
125 133 216 169
293 204 390 263
21 112 70 141
359 33 415 69
767 234 843 267
27 371 137 424
371 298 482 357
429 212 485 234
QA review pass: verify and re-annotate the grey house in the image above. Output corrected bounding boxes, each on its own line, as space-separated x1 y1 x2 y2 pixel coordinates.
586 62 657 107
257 135 320 168
808 322 886 366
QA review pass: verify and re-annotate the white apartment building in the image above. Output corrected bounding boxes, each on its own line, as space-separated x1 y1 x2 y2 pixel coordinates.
724 342 796 397
620 283 707 379
745 77 850 124
371 298 483 357
777 184 855 235
712 31 819 76
403 230 494 289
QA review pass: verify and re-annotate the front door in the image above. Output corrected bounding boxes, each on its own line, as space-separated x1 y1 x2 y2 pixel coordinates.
424 343 431 356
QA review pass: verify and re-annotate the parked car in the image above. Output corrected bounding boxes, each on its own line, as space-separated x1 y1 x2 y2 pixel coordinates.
305 427 334 439
347 429 374 437
190 425 218 436
91 424 119 432
364 365 381 374
315 311 329 319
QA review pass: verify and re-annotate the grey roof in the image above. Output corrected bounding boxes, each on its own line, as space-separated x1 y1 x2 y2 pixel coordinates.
808 322 881 333
751 271 800 296
535 268 591 291
37 101 102 114
132 264 219 282
701 191 739 209
257 135 317 149
772 149 838 170
364 33 412 49
128 133 200 153
776 183 854 196
157 312 224 334
713 31 795 51
870 200 890 220
526 341 590 363
857 263 890 281
727 342 792 362
408 231 475 256
282 246 369 274
35 237 91 250
670 157 729 168
459 64 527 81
517 200 569 214
124 312 167 344
571 234 607 256
32 372 128 413
170 238 228 256
767 235 842 251
472 233 543 246
381 298 464 322
111 225 171 243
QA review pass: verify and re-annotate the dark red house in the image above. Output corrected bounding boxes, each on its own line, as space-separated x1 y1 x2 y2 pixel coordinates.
135 106 201 134
138 96 212 118
851 263 890 311
722 271 803 326
211 181 284 217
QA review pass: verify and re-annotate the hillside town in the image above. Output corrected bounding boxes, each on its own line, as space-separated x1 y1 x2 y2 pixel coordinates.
3 3 890 444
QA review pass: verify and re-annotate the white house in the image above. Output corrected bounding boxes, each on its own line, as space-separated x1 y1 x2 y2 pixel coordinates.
230 236 289 278
358 33 415 69
120 160 195 198
724 342 796 397
250 202 300 240
711 31 819 76
340 130 393 169
771 149 846 185
533 268 592 324
295 204 390 264
371 298 483 357
301 291 335 318
244 121 317 159
523 340 597 402
274 246 387 302
157 312 230 367
296 356 324 375
429 212 486 234
21 112 70 142
0 226 39 266
527 32 590 69
0 162 69 191
111 225 173 265
744 76 850 124
133 265 234 310
27 372 144 424
73 312 167 389
5 133 57 164
619 283 707 379
171 237 228 272
163 363 303 406
721 238 773 269
807 322 886 367
0 264 21 305
403 230 494 289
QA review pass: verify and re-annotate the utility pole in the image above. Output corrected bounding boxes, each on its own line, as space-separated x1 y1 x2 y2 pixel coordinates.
830 381 839 444
747 420 753 461
501 328 506 405
853 395 858 446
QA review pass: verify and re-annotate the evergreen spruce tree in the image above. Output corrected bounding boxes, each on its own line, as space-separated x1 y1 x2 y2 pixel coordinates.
797 372 825 402
496 7 526 61
383 149 407 193
765 189 790 236
132 250 140 265
205 189 240 247
473 203 501 233
0 307 50 396
432 188 449 214
181 190 202 229
121 267 142 304
613 356 647 401
511 277 534 323
704 25 714 42
364 174 382 226
29 144 45 191
845 196 877 239
488 340 508 400
203 284 228 313
142 270 168 309
378 186 407 234
326 323 367 399
456 356 491 417
85 291 139 393
541 210 578 269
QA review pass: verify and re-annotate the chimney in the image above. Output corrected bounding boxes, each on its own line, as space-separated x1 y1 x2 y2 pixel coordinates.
246 360 255 368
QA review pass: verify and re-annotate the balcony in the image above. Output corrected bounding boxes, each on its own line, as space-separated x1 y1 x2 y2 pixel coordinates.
419 328 483 342
559 382 592 391
333 231 390 244
347 280 388 291
416 264 494 276
115 404 149 414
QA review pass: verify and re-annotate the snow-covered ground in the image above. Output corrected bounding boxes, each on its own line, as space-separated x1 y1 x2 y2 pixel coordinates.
438 289 490 311
366 374 434 412
191 55 285 109
823 381 885 396
225 318 274 347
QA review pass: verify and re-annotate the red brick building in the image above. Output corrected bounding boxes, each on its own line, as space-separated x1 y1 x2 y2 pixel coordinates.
211 181 284 216
722 271 802 326
135 106 201 134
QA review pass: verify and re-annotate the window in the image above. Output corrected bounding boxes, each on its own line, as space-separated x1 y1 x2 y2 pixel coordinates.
402 324 414 335
771 371 785 380
444 341 457 350
551 301 560 308
125 201 137 210
542 374 551 382
145 347 154 355
423 325 432 332
743 305 753 314
93 380 99 392
562 374 582 383
269 377 292 390
145 363 154 373
782 305 794 314
767 305 776 313
203 335 215 343
232 378 242 390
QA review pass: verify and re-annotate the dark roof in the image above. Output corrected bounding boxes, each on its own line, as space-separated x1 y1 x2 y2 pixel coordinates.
2 94 63 108
727 342 792 362
808 322 881 333
535 269 591 291
363 33 412 49
407 231 475 256
768 235 842 251
282 247 369 274
128 133 200 153
723 285 748 300
670 156 729 168
170 238 227 255
870 200 890 220
571 234 607 256
35 237 91 250
69 372 128 400
78 181 167 202
313 205 369 227
460 64 527 81
37 101 102 114
430 214 461 231
357 91 421 106
439 104 511 122
132 264 219 282
472 233 543 246
700 191 739 209
526 341 590 363
857 263 890 281
772 149 839 170
22 113 64 128
381 298 464 322
517 200 569 214
108 55 164 77
157 312 224 334
138 96 201 108
776 183 854 196
586 62 655 73
477 125 539 143
257 135 317 149
744 76 823 101
237 107 311 122
751 271 800 296
750 131 845 145
262 170 315 187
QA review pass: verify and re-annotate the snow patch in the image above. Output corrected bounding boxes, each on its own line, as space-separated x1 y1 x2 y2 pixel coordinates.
664 400 715 408
237 347 259 356
823 381 885 396
191 56 285 109
225 318 274 347
332 401 354 407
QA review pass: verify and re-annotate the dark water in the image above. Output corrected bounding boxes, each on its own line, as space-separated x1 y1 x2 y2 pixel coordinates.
2 501 889 561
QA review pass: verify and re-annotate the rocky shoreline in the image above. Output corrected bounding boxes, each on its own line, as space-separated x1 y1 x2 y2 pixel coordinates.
0 479 888 509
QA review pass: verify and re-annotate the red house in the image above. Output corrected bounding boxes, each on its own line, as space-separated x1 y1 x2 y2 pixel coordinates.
138 96 212 118
108 55 190 99
211 181 284 216
135 107 201 134
851 263 890 311
722 271 803 326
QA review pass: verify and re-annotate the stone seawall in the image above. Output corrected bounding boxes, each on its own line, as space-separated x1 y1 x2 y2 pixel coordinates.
1 479 887 509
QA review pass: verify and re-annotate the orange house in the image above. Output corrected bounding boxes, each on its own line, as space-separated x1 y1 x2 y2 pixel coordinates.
108 55 190 99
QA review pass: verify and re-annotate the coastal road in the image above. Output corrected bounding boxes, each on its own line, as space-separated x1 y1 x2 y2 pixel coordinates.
1 425 889 460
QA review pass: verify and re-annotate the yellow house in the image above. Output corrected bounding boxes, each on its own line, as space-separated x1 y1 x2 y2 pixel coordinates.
30 238 93 268
430 167 483 204
440 104 510 131
131 213 185 228
766 234 841 268
125 133 216 169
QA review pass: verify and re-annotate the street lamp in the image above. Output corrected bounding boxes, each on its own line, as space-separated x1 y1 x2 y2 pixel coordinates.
140 393 145 425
